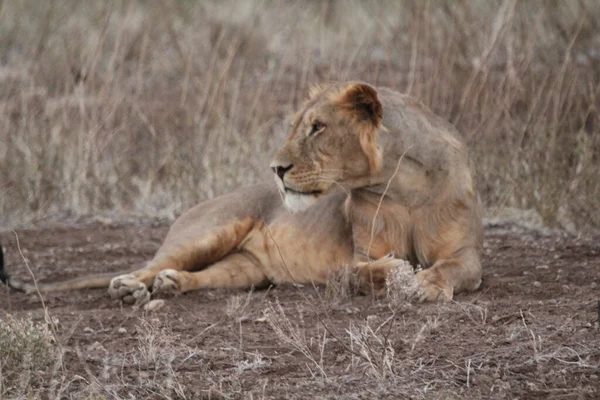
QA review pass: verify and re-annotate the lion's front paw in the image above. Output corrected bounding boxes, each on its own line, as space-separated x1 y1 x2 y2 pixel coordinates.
152 269 182 295
108 274 150 305
414 269 453 303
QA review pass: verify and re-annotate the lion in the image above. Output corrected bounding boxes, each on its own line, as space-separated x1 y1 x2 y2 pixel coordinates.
0 82 483 304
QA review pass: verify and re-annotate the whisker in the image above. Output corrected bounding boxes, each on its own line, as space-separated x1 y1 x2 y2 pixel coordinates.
318 168 348 173
314 178 350 196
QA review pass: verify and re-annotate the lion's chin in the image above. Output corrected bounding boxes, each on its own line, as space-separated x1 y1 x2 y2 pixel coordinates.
283 192 319 213
273 176 326 213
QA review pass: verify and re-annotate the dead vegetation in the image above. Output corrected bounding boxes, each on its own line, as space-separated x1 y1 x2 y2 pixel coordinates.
0 315 58 397
0 221 599 399
4 296 598 399
0 0 598 231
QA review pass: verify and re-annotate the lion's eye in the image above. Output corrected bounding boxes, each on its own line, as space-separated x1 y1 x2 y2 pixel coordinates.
308 121 325 137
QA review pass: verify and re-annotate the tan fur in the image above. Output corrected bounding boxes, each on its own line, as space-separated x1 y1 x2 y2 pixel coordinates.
2 82 483 304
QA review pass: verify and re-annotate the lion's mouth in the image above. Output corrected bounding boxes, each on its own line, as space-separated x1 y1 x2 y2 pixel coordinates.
284 187 322 196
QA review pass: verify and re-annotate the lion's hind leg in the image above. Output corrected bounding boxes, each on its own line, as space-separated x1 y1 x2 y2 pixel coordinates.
152 252 269 295
109 217 256 304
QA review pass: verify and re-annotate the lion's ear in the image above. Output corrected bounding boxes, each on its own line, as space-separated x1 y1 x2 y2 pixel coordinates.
335 83 383 127
335 83 383 173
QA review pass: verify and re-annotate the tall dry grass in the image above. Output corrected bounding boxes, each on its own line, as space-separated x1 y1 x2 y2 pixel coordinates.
0 0 598 231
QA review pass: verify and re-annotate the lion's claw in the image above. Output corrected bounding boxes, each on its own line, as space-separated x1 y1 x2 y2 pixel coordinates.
108 274 150 305
152 269 182 295
414 270 453 303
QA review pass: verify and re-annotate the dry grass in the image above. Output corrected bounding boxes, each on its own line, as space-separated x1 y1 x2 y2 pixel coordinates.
5 298 596 399
324 265 360 304
0 0 598 232
385 259 420 307
2 216 598 398
265 300 329 378
0 314 59 398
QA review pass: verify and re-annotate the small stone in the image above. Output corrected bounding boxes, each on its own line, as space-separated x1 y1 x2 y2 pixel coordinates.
118 327 127 334
533 281 542 288
535 265 549 270
138 371 151 379
84 327 94 334
144 299 166 312
86 341 107 354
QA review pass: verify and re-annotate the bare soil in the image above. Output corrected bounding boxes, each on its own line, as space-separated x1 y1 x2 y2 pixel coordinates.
1 219 599 399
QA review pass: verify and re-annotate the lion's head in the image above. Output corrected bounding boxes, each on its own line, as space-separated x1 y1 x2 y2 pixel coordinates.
270 82 384 212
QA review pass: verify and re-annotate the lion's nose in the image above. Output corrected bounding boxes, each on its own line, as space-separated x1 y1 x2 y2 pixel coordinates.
271 164 293 180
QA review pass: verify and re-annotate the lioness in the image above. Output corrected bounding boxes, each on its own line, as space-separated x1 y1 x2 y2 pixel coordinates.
1 82 483 304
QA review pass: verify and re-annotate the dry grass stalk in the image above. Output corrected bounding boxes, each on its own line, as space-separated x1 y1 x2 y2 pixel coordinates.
264 300 328 378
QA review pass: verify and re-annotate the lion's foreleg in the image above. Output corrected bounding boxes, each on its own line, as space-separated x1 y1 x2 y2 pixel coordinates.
414 247 482 302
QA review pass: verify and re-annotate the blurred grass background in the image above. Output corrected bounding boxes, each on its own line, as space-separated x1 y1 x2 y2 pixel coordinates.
0 0 598 232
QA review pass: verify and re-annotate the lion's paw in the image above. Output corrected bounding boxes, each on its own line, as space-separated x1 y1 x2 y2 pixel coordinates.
152 269 182 295
108 274 150 305
414 269 453 303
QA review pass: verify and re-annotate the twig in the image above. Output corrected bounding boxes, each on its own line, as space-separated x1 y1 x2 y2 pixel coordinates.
520 309 539 357
466 358 471 388
12 230 46 309
365 145 412 260
363 146 413 299
12 229 65 372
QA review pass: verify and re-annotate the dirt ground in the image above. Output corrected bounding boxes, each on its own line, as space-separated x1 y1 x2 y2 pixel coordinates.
1 218 599 399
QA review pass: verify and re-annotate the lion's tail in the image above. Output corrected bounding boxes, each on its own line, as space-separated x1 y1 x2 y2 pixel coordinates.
0 242 35 293
0 243 9 285
0 243 130 294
